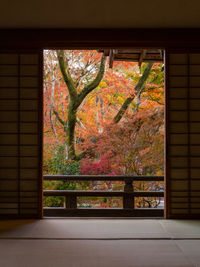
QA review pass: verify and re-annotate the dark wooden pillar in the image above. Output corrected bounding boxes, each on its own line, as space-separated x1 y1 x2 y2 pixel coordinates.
65 195 77 209
123 180 134 209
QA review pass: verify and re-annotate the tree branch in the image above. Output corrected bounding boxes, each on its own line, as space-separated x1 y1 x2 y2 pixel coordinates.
56 50 77 99
53 110 64 125
134 63 153 93
78 55 106 104
77 117 86 129
113 63 153 123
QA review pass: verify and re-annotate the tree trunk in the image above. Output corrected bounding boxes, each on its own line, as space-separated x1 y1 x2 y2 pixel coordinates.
113 63 153 124
66 103 77 160
56 50 106 160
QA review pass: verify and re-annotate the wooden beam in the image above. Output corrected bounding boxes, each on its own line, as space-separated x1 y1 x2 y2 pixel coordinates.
109 49 114 68
115 54 139 60
103 49 110 56
118 49 163 54
44 190 164 197
144 54 162 60
43 175 164 181
1 29 200 49
159 49 163 58
139 49 147 69
43 208 164 217
114 58 163 63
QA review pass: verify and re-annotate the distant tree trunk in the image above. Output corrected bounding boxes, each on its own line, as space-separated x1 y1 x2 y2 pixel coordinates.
49 70 59 144
100 97 104 125
113 63 153 123
95 95 103 133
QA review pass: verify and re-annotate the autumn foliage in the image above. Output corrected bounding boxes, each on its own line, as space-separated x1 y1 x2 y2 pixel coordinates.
43 50 164 208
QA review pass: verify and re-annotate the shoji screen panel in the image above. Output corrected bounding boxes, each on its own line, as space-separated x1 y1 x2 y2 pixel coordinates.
167 52 200 218
0 51 42 218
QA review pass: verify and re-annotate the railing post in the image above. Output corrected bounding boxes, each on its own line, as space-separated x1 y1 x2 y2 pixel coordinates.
123 180 134 209
65 195 77 209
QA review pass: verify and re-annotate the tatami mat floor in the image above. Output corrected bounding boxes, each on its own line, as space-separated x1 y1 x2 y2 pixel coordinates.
0 219 200 266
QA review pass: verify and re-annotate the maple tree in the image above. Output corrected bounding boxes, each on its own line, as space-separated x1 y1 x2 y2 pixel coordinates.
54 50 106 160
43 50 164 208
44 50 155 162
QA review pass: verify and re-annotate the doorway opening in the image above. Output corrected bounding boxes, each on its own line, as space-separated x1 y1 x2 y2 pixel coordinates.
42 49 165 217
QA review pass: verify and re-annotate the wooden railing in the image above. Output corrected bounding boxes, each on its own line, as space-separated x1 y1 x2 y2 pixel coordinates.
43 175 164 217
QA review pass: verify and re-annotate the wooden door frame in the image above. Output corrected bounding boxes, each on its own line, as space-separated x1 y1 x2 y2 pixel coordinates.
1 28 200 219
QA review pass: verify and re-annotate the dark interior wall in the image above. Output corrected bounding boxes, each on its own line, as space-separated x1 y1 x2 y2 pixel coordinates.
166 51 200 218
1 0 200 28
0 51 42 218
1 31 200 219
1 0 200 218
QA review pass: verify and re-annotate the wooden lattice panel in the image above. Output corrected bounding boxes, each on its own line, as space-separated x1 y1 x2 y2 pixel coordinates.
0 52 42 218
167 52 200 218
